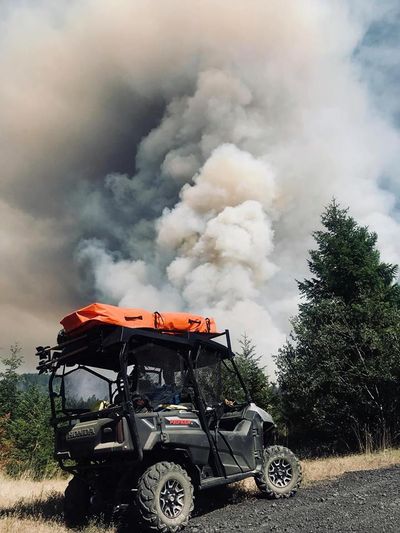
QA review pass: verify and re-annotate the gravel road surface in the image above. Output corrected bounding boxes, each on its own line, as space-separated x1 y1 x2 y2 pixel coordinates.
185 466 400 533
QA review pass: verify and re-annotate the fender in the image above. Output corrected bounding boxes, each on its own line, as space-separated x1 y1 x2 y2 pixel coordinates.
247 403 275 425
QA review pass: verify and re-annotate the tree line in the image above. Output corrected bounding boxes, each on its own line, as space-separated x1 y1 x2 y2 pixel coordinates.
0 200 399 478
0 344 56 479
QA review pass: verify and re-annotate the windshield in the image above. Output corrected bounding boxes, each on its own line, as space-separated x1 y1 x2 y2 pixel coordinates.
52 365 117 414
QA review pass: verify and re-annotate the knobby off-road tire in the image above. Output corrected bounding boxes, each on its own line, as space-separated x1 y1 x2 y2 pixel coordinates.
256 445 302 499
64 475 90 528
137 461 194 532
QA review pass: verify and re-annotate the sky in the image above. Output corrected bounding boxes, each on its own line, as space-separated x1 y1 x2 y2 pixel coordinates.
1 0 400 375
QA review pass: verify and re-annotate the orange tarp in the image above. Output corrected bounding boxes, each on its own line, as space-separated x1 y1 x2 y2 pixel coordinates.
61 302 217 335
154 311 216 333
61 303 154 332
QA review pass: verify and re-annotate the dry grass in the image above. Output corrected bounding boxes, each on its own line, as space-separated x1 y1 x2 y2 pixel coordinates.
0 449 399 530
239 447 400 493
0 473 67 509
0 473 112 532
301 447 400 485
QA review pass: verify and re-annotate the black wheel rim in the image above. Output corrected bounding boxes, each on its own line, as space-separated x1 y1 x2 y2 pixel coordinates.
268 458 293 488
159 479 185 518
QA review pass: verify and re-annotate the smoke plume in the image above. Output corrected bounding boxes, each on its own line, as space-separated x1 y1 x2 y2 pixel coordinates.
1 0 400 373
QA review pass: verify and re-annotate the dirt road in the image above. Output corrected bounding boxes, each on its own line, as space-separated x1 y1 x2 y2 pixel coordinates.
1 464 398 532
186 466 400 533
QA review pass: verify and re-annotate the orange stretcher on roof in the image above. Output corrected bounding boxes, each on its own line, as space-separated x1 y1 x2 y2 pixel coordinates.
60 302 217 335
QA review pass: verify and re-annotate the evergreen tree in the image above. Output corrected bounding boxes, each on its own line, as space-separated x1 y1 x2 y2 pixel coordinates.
222 334 274 412
0 344 56 479
276 201 400 452
0 343 23 417
18 373 49 393
6 386 57 479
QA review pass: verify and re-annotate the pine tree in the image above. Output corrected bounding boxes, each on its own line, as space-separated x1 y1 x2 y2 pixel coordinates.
230 334 274 411
0 344 56 479
276 201 400 452
0 343 23 417
7 386 57 479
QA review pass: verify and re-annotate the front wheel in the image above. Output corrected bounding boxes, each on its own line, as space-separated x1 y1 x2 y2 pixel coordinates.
255 445 302 499
137 461 194 532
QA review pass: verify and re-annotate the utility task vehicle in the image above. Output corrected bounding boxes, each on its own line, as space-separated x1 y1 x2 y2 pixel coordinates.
37 303 302 532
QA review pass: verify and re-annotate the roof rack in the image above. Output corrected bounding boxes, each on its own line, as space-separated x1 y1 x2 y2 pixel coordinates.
36 324 233 373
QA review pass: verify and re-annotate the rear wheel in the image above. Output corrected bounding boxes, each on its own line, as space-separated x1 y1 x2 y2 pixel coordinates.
137 461 194 532
64 475 90 528
256 445 302 499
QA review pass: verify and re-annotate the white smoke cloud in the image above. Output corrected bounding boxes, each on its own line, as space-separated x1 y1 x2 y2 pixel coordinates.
1 0 400 373
77 240 183 311
157 144 277 308
166 200 276 305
